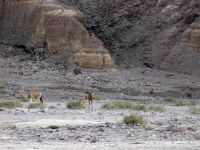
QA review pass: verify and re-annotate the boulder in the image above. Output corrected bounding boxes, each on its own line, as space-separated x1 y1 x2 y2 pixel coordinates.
0 0 115 69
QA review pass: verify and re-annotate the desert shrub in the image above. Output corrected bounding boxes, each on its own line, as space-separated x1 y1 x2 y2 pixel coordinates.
123 113 148 126
95 95 106 101
133 104 148 111
101 101 134 110
102 101 164 112
0 100 22 108
66 101 86 109
164 73 174 78
39 64 46 70
48 125 59 129
175 100 186 106
73 67 82 75
28 103 44 109
20 96 29 102
148 105 165 112
190 105 200 114
189 101 196 106
163 97 176 103
0 83 8 94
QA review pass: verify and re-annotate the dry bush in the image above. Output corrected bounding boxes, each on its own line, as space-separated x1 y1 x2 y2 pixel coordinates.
66 101 87 109
101 101 134 110
148 105 165 112
0 100 22 108
28 102 44 109
123 113 148 126
102 101 164 112
0 83 8 94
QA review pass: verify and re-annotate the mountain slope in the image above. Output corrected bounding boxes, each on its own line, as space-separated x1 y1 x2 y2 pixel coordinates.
60 0 200 75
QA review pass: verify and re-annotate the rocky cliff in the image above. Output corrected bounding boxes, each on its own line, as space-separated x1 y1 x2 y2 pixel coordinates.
0 0 115 69
60 0 200 75
1 0 200 74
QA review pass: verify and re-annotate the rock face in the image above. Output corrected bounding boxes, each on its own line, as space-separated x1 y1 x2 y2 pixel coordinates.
182 21 200 53
0 0 115 69
60 0 200 75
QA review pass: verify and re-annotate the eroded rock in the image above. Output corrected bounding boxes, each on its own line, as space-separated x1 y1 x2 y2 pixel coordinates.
0 0 115 69
182 21 200 53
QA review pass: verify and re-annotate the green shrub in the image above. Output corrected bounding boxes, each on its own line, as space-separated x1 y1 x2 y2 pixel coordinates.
0 83 8 94
101 101 134 110
73 68 82 75
102 101 164 112
28 103 44 109
0 100 22 108
123 113 148 126
20 97 29 102
66 101 86 109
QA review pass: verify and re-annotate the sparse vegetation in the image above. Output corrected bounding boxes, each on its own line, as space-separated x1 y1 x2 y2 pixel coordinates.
164 73 174 78
66 101 87 109
33 65 46 74
133 104 148 111
101 101 134 110
123 113 148 126
163 97 176 103
28 103 44 109
175 100 186 106
73 67 82 75
0 100 22 108
95 95 106 101
166 86 200 98
101 101 165 112
0 83 8 94
190 105 200 114
65 92 83 100
162 96 196 106
20 96 29 102
39 64 46 70
148 105 165 112
48 125 59 129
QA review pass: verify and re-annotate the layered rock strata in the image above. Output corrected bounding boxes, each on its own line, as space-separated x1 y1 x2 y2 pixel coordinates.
0 0 115 68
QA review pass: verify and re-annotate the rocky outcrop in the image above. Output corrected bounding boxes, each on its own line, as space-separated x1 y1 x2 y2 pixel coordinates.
60 0 200 75
0 0 115 69
182 21 200 53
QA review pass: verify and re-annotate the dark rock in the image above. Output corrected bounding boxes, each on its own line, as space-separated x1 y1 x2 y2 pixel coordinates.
184 14 199 24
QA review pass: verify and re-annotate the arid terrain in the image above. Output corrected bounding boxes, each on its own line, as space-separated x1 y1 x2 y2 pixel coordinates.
0 45 200 149
1 0 200 149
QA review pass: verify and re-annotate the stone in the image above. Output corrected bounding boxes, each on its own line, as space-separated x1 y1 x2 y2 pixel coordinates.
182 22 200 53
0 0 115 69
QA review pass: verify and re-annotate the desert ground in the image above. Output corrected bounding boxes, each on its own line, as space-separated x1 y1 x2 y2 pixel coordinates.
0 44 200 149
